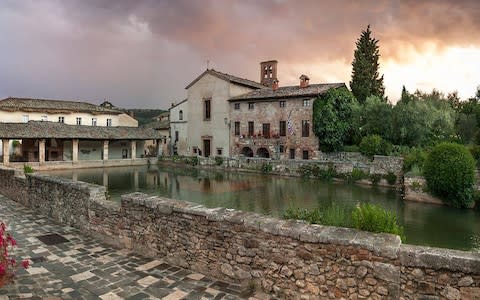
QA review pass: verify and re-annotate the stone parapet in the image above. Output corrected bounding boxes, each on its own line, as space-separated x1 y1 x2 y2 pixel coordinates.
0 166 478 299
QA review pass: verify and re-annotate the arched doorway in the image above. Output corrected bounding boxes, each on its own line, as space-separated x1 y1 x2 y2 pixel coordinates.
241 147 254 157
256 147 270 158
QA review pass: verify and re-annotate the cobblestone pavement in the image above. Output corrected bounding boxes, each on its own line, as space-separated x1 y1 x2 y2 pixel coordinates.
0 194 254 299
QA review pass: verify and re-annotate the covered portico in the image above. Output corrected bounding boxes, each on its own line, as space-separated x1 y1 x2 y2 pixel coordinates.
0 121 163 166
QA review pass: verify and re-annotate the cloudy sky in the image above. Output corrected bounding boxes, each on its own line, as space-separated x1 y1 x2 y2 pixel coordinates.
1 0 479 108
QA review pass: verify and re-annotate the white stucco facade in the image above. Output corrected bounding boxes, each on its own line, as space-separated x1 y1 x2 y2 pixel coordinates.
185 72 258 157
0 110 137 127
169 100 189 156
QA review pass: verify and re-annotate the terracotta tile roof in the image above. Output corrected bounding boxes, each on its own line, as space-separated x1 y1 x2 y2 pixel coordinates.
185 69 266 90
0 97 124 115
0 121 163 140
229 83 346 101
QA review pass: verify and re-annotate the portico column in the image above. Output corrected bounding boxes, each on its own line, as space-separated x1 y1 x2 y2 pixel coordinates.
72 139 79 162
38 139 46 164
131 140 136 160
2 139 10 165
155 139 160 157
103 140 109 161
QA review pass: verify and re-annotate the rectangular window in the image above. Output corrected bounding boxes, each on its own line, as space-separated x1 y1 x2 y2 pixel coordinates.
106 119 112 127
290 149 295 159
248 102 254 110
175 131 179 142
303 99 310 107
279 120 286 136
22 115 29 123
302 120 310 137
193 147 198 154
204 99 211 120
41 115 47 122
279 101 286 108
248 121 254 136
217 148 223 156
303 150 309 160
279 145 285 153
262 123 270 138
234 103 240 110
234 121 240 136
58 116 64 123
76 117 82 125
92 118 97 126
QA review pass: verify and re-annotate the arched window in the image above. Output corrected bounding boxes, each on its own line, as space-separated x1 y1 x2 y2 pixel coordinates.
179 110 183 120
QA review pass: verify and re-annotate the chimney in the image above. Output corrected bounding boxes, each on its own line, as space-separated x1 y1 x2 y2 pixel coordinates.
272 79 279 91
299 74 310 88
171 102 175 107
260 60 278 87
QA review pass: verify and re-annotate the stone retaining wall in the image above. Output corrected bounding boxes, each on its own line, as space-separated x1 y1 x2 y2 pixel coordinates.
161 153 403 177
0 166 478 299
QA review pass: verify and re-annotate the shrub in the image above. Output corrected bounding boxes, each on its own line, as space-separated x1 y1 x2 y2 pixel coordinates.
403 147 428 173
384 172 397 185
186 156 199 166
283 206 321 224
349 168 368 183
261 162 273 174
343 145 359 152
423 142 476 208
468 145 480 167
23 164 34 174
351 203 405 241
321 203 354 227
283 204 352 227
11 140 20 148
214 156 224 166
359 134 392 158
369 173 382 185
298 164 336 181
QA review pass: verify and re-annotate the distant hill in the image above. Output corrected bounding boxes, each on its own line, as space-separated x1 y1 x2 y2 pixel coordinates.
129 109 166 126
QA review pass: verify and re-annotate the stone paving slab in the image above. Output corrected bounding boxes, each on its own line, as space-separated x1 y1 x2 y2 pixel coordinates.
0 194 255 299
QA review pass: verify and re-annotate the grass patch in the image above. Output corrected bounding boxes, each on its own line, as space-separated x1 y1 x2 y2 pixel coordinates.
284 203 405 241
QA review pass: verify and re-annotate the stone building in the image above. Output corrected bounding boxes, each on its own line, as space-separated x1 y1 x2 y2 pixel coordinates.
229 61 345 160
0 97 163 165
169 99 188 156
183 69 265 157
143 111 170 156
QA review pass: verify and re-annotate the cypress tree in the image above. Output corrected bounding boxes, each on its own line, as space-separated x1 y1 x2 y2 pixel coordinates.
350 25 385 104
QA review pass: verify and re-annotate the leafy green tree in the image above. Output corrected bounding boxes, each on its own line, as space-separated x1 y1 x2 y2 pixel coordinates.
391 90 456 146
313 87 359 152
424 143 476 208
350 25 385 105
358 95 393 140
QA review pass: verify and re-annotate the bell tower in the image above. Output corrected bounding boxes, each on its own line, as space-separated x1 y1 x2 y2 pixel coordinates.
260 60 278 87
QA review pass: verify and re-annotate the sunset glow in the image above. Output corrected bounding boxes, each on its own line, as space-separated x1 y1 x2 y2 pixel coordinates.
0 1 479 107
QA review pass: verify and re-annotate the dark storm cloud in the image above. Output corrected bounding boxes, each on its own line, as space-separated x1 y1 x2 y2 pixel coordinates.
0 0 479 108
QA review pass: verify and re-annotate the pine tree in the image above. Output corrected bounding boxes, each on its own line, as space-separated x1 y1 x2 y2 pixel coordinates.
350 25 385 105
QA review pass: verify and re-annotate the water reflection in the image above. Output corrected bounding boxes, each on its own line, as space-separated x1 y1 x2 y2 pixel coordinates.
43 165 480 252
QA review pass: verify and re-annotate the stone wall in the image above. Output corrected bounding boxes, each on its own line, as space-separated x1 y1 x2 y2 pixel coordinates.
162 152 403 177
0 166 479 299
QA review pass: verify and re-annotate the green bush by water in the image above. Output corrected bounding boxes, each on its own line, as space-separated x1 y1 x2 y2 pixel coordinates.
352 203 405 241
297 164 336 181
359 135 392 158
214 156 224 166
284 203 404 241
384 172 397 185
403 147 428 173
261 162 273 174
423 142 476 208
